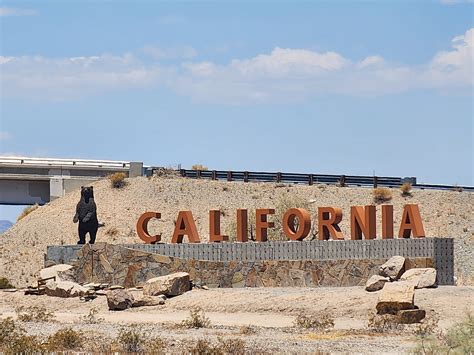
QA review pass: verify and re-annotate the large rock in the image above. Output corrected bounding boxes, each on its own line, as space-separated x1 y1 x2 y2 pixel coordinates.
376 281 415 315
400 268 437 289
397 309 426 324
143 272 190 297
379 256 405 280
106 289 134 311
44 280 89 298
365 275 390 292
132 295 166 308
40 264 76 283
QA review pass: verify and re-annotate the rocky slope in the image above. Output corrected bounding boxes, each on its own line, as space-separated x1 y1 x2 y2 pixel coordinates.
0 175 472 287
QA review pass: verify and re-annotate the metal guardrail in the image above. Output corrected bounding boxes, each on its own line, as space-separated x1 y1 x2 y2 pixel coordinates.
0 156 130 170
169 168 474 192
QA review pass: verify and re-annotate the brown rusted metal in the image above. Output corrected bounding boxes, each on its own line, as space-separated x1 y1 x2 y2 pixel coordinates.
398 204 426 238
209 210 228 242
236 209 248 242
318 207 343 240
256 208 275 242
171 211 201 243
282 208 311 241
136 212 162 244
351 206 376 240
381 205 394 239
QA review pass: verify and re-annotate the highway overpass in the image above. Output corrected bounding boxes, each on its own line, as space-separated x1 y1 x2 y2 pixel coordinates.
0 157 144 205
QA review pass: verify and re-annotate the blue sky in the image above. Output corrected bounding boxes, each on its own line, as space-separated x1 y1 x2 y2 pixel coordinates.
0 1 473 221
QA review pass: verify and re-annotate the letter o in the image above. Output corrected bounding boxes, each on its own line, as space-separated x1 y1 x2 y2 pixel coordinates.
136 212 161 244
282 208 311 241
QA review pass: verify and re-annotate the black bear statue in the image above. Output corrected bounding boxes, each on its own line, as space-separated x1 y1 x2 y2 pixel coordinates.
73 186 99 244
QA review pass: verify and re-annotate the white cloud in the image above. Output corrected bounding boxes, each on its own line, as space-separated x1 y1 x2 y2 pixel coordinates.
142 45 198 60
0 7 37 17
1 28 472 103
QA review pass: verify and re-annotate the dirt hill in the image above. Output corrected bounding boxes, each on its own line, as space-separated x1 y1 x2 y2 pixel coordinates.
1 175 472 287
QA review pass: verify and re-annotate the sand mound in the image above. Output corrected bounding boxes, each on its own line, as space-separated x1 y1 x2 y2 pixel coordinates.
1 175 472 287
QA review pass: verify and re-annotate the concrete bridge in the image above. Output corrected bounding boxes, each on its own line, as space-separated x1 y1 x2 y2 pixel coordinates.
0 157 144 205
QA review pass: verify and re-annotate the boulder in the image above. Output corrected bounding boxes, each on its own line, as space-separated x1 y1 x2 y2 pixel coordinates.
365 275 390 292
132 295 166 308
400 268 437 289
376 281 415 315
106 289 134 311
39 264 76 283
44 280 89 298
143 272 190 297
397 309 426 324
379 256 405 280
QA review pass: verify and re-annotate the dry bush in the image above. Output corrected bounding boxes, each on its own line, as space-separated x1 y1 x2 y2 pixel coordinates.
367 312 404 333
239 324 257 335
0 318 45 354
109 172 127 188
400 182 412 197
181 307 211 329
45 328 83 351
104 227 120 237
118 324 145 353
15 305 55 322
0 277 14 289
413 312 473 354
187 338 244 355
218 337 246 353
373 188 393 203
80 307 104 324
192 164 208 171
188 339 221 354
16 204 39 222
294 311 335 331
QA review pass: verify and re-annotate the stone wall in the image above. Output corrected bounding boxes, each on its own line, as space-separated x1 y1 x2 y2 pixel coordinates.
65 243 433 288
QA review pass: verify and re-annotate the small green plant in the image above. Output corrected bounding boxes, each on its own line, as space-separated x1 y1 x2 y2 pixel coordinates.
0 277 14 289
294 311 335 331
45 328 83 351
16 204 39 222
80 307 104 324
400 182 412 197
181 307 211 329
15 305 55 322
109 172 127 188
373 188 393 203
191 164 208 171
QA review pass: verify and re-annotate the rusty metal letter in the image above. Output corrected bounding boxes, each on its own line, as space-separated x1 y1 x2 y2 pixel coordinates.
256 209 275 242
318 207 343 240
398 204 426 238
171 211 201 243
236 209 248 242
282 208 311 241
209 210 228 242
381 205 394 239
136 212 161 244
350 206 376 240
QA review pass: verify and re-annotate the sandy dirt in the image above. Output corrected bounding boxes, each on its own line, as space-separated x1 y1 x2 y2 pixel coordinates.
1 286 473 353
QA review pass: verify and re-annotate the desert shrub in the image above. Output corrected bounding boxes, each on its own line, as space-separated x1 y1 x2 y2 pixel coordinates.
239 324 257 335
218 337 246 353
147 336 166 353
188 339 221 354
0 318 23 347
367 312 404 333
80 307 104 324
104 227 120 237
373 188 393 203
45 328 83 350
400 182 412 197
16 305 55 322
192 164 208 171
109 172 127 188
0 277 14 289
294 311 335 331
181 307 211 329
3 334 45 354
118 324 144 352
16 204 39 222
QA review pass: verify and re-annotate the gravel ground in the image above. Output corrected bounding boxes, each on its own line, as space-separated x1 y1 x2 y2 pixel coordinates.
1 286 472 354
1 175 473 288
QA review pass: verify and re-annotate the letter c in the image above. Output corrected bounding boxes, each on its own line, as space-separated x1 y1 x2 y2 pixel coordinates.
136 212 161 244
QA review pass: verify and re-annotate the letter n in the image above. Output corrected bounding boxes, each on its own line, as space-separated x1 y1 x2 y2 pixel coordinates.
351 206 376 240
